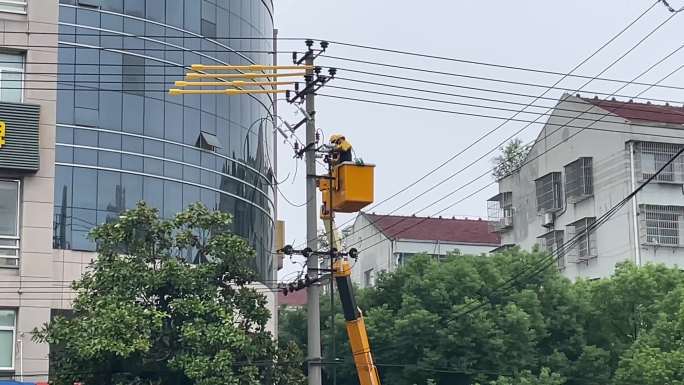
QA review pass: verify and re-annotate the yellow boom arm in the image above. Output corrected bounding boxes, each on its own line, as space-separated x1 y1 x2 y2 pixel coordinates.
333 258 382 385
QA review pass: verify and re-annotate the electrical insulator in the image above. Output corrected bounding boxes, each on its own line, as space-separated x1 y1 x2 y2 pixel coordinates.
294 142 299 152
281 287 288 296
297 279 305 290
315 132 320 143
288 283 295 293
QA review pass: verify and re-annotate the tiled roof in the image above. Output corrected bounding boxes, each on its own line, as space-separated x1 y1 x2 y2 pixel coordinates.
277 288 307 307
583 97 684 125
363 213 501 245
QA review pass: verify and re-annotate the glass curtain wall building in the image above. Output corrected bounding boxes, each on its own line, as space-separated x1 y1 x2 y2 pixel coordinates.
53 0 276 281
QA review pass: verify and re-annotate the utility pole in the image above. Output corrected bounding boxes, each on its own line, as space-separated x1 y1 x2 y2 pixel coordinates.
304 43 322 385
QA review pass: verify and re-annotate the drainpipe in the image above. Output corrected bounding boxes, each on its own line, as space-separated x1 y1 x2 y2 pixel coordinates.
390 239 395 271
629 142 641 266
17 336 23 382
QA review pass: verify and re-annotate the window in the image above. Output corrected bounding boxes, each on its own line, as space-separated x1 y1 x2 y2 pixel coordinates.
77 0 100 8
487 192 513 232
363 268 374 287
0 180 19 268
0 309 16 370
535 172 563 213
196 131 223 151
538 230 564 269
635 142 684 183
567 217 597 262
0 52 23 103
640 205 684 246
0 1 27 14
565 157 593 203
122 55 145 96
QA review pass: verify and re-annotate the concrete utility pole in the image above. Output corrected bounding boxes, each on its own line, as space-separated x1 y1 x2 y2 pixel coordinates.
304 48 322 385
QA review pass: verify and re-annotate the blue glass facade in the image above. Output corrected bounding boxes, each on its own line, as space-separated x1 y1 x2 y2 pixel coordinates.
53 0 276 281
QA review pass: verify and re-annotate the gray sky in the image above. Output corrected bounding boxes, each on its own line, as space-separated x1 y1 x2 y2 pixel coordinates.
272 0 684 280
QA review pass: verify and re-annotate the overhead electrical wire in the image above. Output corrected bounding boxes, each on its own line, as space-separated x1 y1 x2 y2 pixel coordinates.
333 21 683 262
286 1 671 250
318 53 684 93
448 144 684 322
314 58 683 254
333 76 684 114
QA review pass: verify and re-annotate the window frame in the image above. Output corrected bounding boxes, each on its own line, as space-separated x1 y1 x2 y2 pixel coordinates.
567 217 597 262
0 51 24 104
0 0 27 15
535 172 563 213
564 157 593 203
0 179 20 268
635 142 684 184
0 309 16 371
537 230 565 270
363 268 374 287
641 205 683 247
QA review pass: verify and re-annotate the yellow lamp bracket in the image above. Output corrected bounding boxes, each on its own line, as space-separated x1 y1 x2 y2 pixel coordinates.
168 63 318 96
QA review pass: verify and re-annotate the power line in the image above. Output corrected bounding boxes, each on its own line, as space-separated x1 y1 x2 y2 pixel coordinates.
319 53 684 93
325 66 682 106
340 39 684 262
660 0 684 12
449 144 684 322
290 5 676 250
325 83 684 119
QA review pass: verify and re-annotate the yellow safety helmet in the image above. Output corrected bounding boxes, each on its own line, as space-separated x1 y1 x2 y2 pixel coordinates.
330 134 345 143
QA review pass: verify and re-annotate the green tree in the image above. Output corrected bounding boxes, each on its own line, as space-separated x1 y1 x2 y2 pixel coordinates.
483 368 565 385
613 286 684 385
492 138 531 180
34 202 305 385
279 249 684 385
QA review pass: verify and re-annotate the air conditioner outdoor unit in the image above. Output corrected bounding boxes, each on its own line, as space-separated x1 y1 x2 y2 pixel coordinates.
542 212 555 228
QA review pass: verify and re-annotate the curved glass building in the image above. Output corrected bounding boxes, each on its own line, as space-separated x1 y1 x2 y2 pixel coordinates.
53 0 276 282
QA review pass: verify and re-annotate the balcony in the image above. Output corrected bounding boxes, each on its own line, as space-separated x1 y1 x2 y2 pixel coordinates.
487 192 513 232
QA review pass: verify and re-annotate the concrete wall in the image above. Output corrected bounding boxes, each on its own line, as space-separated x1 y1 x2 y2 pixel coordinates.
497 94 684 280
347 215 497 288
0 1 59 380
347 214 393 287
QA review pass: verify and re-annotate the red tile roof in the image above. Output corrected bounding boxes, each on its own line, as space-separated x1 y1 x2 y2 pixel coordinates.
278 288 307 307
583 97 684 125
363 213 501 245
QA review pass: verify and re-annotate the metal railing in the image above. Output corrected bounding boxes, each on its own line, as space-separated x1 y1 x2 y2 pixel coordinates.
640 204 684 246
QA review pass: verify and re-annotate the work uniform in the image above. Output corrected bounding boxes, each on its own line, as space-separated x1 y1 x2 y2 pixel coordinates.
334 138 353 164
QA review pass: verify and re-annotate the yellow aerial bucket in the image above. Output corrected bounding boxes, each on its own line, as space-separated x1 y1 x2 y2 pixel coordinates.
331 162 375 213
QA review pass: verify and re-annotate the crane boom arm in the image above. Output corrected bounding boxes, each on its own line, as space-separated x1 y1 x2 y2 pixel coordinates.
333 258 382 385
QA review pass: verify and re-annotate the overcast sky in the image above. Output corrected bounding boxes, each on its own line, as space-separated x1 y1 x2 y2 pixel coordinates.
272 0 684 280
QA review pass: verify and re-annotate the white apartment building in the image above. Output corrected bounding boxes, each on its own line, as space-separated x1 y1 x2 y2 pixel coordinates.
346 213 500 288
488 93 684 280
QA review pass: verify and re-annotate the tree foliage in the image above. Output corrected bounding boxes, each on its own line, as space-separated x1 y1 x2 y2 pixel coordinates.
280 250 684 385
35 202 306 385
491 138 531 180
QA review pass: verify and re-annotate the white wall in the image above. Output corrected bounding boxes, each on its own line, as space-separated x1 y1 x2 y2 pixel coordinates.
497 94 684 279
346 215 498 288
347 214 393 288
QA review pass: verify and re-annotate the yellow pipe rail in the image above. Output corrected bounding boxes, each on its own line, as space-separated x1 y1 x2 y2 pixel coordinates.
174 80 295 87
168 88 288 96
185 72 306 80
190 64 313 71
